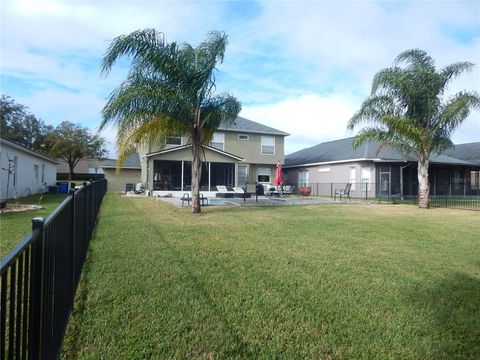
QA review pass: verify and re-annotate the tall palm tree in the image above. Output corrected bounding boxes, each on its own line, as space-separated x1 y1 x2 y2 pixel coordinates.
100 29 241 213
348 49 479 208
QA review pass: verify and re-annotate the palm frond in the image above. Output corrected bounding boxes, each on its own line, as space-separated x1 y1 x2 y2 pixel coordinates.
395 49 434 69
348 95 396 129
100 29 164 76
440 62 474 89
436 91 480 133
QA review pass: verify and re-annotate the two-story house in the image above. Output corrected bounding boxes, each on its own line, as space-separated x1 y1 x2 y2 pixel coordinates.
103 117 289 195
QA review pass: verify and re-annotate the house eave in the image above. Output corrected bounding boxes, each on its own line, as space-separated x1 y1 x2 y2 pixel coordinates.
145 144 244 162
283 158 382 169
0 137 59 164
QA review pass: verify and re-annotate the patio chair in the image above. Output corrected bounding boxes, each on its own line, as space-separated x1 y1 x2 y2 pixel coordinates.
181 193 191 207
134 182 145 194
216 185 235 198
334 183 352 201
263 184 275 196
283 185 293 196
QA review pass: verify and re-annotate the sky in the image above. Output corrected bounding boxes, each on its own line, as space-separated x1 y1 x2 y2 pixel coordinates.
1 0 479 157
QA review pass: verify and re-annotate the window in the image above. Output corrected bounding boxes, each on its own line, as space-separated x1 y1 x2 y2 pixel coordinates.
166 136 182 145
261 136 275 155
41 164 45 183
349 166 356 190
34 164 39 184
257 167 271 183
238 165 248 187
298 170 309 187
471 170 480 190
210 132 225 151
238 134 249 141
13 156 18 187
361 166 371 191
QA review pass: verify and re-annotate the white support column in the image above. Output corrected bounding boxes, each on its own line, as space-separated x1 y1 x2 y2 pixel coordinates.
234 163 239 187
208 162 211 191
181 161 184 192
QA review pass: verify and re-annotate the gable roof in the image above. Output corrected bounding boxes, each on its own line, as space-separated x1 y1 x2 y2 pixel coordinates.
103 153 141 169
442 142 480 165
284 137 478 168
0 137 58 164
218 116 289 136
145 144 244 161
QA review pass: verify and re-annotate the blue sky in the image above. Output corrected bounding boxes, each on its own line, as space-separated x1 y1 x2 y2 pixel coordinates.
1 0 479 156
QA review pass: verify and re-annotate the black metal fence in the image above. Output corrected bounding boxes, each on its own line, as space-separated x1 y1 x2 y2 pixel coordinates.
1 179 107 359
400 195 480 211
286 182 480 211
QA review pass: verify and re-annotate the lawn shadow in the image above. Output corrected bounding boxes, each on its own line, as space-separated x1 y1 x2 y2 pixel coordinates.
404 272 480 358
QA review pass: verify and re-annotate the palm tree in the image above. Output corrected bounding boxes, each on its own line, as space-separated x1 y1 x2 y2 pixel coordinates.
348 49 479 208
100 29 241 213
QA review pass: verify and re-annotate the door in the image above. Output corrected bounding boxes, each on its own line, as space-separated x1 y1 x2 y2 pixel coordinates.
380 172 391 198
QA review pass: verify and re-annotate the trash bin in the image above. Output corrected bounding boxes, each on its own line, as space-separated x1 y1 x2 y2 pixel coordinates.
58 182 70 193
256 184 264 196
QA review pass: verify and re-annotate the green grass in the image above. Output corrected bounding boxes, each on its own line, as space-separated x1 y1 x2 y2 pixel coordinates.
0 194 67 258
62 194 479 359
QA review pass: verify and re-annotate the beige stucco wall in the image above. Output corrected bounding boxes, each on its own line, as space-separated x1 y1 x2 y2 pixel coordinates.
223 132 284 164
284 161 376 197
104 168 141 192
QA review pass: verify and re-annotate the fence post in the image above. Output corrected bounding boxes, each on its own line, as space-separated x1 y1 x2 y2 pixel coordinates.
83 182 88 255
69 189 76 297
330 183 333 198
29 217 45 359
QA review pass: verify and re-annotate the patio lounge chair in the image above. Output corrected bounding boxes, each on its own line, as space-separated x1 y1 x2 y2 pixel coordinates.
216 186 235 198
233 187 249 199
334 183 352 201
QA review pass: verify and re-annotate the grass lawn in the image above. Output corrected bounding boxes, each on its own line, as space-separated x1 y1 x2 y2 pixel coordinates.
0 194 67 258
62 194 479 359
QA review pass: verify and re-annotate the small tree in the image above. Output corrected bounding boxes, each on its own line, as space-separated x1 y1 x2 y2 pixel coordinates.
348 49 480 208
44 121 107 180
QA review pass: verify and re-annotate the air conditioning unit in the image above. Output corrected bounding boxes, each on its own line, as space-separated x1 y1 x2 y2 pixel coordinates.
47 185 59 194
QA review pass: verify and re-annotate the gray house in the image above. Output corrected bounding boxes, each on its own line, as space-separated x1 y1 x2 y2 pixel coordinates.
283 138 480 198
103 116 289 194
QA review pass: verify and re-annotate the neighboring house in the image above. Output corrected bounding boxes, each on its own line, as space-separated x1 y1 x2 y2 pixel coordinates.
56 157 114 180
1 137 58 200
283 137 480 198
103 116 289 194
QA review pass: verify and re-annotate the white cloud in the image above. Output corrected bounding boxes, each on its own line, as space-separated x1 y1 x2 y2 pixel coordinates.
241 94 357 154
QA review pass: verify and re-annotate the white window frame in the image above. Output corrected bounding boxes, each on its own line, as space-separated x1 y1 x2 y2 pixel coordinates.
349 166 356 190
298 170 309 187
257 167 271 183
34 164 39 184
166 136 182 146
210 132 225 151
238 134 249 141
261 136 275 155
238 164 248 187
361 166 371 191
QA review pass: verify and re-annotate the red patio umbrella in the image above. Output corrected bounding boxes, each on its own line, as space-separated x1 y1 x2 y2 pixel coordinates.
274 161 283 187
